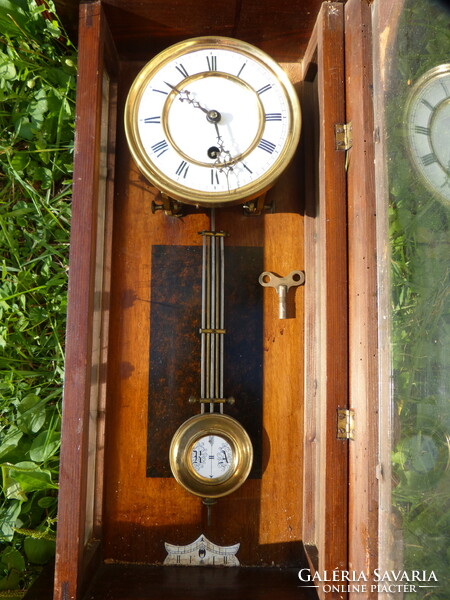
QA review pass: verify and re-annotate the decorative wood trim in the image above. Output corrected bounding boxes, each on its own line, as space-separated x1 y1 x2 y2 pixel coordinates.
344 1 379 595
316 2 348 580
54 3 118 599
300 67 319 564
302 3 348 595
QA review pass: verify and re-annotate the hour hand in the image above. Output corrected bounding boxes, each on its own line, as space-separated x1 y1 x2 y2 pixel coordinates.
212 122 234 166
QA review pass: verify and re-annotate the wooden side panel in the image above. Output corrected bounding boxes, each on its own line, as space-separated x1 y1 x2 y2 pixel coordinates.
316 2 348 581
301 39 319 563
344 1 379 594
302 3 348 596
54 3 118 600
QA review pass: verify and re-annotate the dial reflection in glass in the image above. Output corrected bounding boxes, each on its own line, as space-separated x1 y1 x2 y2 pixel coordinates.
407 65 450 203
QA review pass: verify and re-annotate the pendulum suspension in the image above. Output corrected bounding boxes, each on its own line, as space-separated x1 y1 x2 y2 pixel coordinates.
189 208 234 410
199 208 228 415
169 208 253 518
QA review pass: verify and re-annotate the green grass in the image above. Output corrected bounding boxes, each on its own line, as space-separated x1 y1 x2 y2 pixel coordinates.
0 0 76 594
387 1 450 597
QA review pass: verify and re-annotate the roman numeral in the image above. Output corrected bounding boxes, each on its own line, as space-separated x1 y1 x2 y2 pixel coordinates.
207 55 217 71
265 113 282 122
258 138 276 154
421 152 437 166
176 64 189 78
152 88 168 95
237 63 247 78
257 84 272 95
143 116 161 124
164 81 179 92
421 99 435 111
414 125 430 135
211 169 220 185
175 160 189 178
151 139 169 157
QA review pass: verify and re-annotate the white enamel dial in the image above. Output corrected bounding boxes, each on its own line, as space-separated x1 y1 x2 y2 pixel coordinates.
125 37 301 206
191 435 233 480
406 65 450 204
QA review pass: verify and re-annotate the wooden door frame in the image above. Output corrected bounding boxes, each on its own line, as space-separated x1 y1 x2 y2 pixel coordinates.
344 0 379 594
301 2 349 591
54 4 118 599
301 2 379 598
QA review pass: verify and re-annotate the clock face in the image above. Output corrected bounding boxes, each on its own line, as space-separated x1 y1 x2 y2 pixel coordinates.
406 64 450 204
124 37 301 206
191 435 234 480
169 413 253 498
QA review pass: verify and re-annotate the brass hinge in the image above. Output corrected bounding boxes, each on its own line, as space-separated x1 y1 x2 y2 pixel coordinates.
335 121 353 151
337 408 355 440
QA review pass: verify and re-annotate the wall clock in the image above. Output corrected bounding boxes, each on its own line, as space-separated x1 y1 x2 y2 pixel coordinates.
124 36 301 504
124 36 301 207
406 64 450 204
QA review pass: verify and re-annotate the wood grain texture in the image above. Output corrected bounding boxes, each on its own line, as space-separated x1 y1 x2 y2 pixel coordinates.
344 2 379 596
55 0 326 63
54 4 119 600
56 2 308 596
302 4 349 596
81 564 318 600
316 2 348 584
78 0 324 63
102 59 305 568
146 244 264 478
300 76 319 563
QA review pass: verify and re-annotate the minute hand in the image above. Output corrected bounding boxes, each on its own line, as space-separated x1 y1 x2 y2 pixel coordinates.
167 83 235 168
167 84 222 123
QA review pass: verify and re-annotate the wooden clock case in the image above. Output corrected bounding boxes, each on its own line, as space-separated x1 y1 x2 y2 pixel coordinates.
41 1 379 599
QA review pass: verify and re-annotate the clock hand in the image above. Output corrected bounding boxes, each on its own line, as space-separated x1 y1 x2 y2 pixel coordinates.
167 82 237 177
164 81 183 94
212 122 238 193
168 84 222 123
213 122 232 163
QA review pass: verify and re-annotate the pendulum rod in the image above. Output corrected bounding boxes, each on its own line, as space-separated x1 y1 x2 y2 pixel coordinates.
220 227 225 406
199 209 226 415
200 230 207 414
210 209 216 413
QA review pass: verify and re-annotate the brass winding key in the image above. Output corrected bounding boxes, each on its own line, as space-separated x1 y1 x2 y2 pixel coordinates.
259 270 305 319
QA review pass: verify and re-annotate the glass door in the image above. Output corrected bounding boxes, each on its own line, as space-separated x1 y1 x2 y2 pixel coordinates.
374 1 450 597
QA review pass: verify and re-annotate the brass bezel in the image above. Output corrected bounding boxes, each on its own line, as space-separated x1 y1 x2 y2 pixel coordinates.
124 36 301 207
169 413 253 498
405 63 450 204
